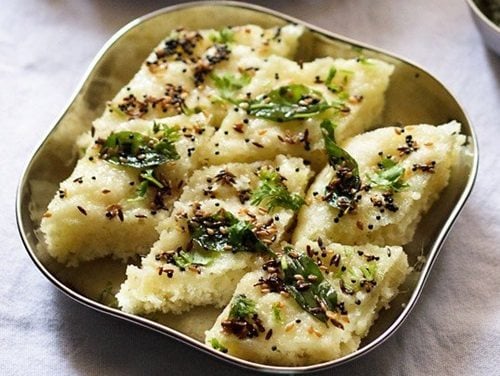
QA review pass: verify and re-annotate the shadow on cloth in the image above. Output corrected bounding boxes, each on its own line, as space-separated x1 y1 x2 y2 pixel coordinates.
52 290 254 376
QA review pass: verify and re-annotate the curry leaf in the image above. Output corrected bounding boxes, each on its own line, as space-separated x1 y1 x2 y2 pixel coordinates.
281 251 337 323
320 120 361 213
188 209 273 255
100 127 180 169
247 84 333 122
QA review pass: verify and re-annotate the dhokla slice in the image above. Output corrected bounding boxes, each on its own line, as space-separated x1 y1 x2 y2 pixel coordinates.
116 155 314 314
293 121 466 246
41 113 213 266
205 240 409 366
200 55 394 170
94 24 304 133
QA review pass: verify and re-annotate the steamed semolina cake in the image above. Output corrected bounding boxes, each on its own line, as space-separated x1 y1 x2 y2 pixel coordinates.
293 121 466 246
41 113 213 265
200 55 394 170
38 19 469 368
94 24 304 133
205 241 409 365
117 156 314 314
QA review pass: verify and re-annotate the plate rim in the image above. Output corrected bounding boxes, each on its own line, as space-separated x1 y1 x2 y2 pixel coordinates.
16 1 479 373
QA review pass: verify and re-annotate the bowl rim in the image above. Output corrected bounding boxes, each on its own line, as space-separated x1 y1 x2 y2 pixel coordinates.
466 0 500 33
16 0 479 373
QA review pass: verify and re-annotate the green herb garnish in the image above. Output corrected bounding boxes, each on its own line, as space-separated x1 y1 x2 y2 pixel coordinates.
211 72 251 103
209 338 228 353
132 168 164 199
100 123 180 200
229 294 257 320
271 303 284 324
100 126 180 169
247 84 334 122
251 170 304 212
368 158 408 192
357 56 373 65
209 28 235 44
360 262 378 281
98 282 118 308
172 249 218 269
324 66 342 93
188 209 273 255
321 120 361 213
281 250 337 323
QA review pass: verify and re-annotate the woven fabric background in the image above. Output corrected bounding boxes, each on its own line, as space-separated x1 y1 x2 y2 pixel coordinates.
1 1 499 375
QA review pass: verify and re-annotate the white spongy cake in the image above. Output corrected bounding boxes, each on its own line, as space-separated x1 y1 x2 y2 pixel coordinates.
205 240 409 366
117 156 314 314
293 121 466 246
94 24 304 131
40 113 213 266
199 55 394 171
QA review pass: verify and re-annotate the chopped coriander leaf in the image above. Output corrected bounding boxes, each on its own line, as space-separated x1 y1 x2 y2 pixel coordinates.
130 168 164 200
209 28 234 44
140 168 164 189
271 303 284 324
325 67 337 87
98 282 118 308
281 250 337 323
357 56 373 65
247 84 335 122
172 249 218 269
188 209 273 255
99 126 180 169
229 294 257 320
209 338 228 353
180 105 202 116
320 120 361 213
107 103 127 118
360 262 377 281
251 169 304 212
210 72 251 103
324 67 342 93
368 158 408 192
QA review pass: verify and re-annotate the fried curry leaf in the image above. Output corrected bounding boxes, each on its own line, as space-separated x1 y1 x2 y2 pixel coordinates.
368 158 408 192
229 294 257 320
188 209 273 255
321 120 361 213
251 170 304 212
246 84 333 122
281 251 337 323
100 126 180 169
211 72 251 103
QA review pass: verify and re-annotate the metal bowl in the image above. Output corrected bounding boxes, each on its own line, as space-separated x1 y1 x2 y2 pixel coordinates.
467 0 500 54
16 1 478 373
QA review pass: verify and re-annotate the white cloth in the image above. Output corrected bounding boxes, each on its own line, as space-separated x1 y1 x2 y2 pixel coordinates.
1 0 499 375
